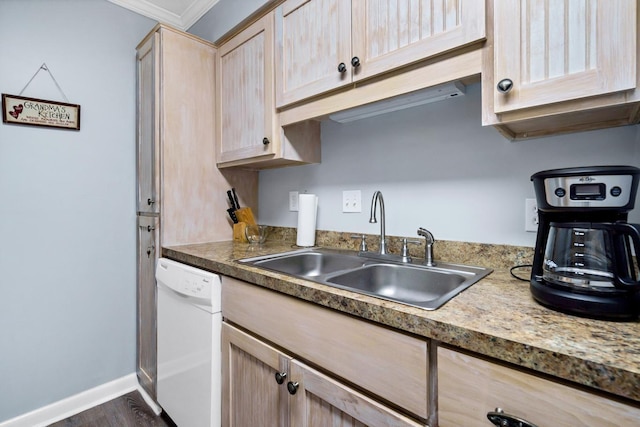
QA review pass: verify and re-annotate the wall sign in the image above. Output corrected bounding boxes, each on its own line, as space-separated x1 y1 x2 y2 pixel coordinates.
2 94 81 130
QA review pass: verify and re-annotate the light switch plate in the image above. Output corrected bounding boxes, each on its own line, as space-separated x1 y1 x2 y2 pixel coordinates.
289 191 299 211
343 190 362 213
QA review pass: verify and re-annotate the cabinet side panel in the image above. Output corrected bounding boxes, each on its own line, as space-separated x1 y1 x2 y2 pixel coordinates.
160 28 258 245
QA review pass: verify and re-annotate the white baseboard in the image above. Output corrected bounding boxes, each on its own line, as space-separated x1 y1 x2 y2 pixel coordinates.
0 374 141 427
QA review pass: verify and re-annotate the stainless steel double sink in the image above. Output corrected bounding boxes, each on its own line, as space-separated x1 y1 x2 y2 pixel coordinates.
239 248 492 310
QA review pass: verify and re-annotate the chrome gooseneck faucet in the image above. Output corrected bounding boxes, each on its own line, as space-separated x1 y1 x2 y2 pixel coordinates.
369 191 387 255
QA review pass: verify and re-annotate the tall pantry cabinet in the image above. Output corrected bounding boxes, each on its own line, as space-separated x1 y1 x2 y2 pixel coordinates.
135 24 258 399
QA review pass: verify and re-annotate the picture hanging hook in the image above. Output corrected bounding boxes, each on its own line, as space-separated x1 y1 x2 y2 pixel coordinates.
18 62 70 102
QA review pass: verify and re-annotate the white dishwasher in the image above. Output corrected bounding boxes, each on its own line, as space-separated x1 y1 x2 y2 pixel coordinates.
155 258 221 427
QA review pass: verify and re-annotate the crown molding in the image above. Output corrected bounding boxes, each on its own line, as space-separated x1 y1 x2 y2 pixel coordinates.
107 0 219 30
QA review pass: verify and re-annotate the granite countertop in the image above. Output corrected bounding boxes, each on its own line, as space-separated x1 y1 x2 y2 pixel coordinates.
163 237 640 404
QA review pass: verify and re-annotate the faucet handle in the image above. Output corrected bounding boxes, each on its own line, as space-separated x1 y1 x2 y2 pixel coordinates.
350 234 367 252
401 238 421 262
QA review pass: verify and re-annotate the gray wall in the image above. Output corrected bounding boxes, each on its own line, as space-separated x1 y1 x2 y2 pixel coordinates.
0 0 154 421
258 84 640 247
189 0 270 42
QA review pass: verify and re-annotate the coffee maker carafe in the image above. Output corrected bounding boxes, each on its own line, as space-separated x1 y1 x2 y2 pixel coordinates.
530 166 640 319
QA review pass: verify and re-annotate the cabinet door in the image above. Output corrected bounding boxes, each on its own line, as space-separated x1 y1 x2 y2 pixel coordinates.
352 0 485 82
289 360 424 427
222 323 291 427
217 13 277 164
136 215 159 399
223 276 430 419
275 0 353 107
493 0 636 113
438 347 640 427
136 32 160 215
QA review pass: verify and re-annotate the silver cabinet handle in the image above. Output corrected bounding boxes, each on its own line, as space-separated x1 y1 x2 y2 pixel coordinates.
338 62 347 73
147 198 155 205
487 408 538 427
496 79 513 94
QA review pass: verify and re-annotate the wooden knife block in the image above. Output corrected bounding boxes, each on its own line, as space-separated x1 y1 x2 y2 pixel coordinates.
233 222 248 242
235 207 256 225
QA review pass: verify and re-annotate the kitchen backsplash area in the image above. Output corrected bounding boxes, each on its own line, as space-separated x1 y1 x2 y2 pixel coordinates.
265 226 534 270
259 83 640 248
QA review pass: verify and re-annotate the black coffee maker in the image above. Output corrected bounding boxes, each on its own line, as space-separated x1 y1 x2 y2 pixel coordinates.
530 165 640 319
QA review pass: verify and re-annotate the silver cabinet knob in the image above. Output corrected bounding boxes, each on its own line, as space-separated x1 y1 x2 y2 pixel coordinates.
351 56 360 67
338 62 347 73
497 78 513 93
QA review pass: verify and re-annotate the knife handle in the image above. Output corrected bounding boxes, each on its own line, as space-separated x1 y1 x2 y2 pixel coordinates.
232 188 241 209
227 190 236 209
227 207 238 223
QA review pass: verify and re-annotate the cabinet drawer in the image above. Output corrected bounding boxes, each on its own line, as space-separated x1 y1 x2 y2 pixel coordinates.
222 276 429 419
438 347 640 426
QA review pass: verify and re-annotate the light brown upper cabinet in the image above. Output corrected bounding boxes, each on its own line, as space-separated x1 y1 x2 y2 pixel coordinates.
216 13 277 166
216 12 320 169
484 0 640 139
275 0 486 109
494 0 635 112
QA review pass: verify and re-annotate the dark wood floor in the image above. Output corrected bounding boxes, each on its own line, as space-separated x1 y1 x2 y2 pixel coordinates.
48 391 175 427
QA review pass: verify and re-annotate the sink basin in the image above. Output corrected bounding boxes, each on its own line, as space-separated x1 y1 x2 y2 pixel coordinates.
252 251 366 277
240 248 492 310
326 264 468 305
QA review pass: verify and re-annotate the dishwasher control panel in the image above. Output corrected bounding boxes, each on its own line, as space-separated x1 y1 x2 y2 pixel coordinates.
178 272 212 299
156 258 222 311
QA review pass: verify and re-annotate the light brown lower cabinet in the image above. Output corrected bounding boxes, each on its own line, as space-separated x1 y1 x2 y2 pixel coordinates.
222 323 424 427
221 276 430 426
220 276 640 426
221 323 290 426
438 346 640 427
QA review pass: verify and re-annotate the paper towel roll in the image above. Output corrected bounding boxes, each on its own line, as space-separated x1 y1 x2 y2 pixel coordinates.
296 194 318 247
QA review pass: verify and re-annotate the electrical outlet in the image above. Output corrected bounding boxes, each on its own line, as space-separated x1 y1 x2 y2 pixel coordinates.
525 198 539 232
342 190 362 213
289 191 299 211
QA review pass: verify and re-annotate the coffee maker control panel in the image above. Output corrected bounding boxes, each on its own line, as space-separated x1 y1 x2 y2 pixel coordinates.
543 174 635 209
